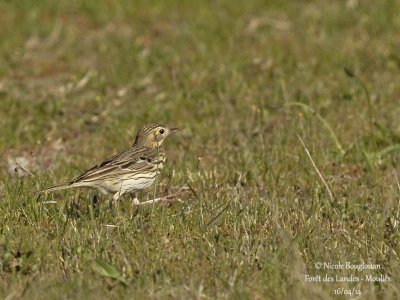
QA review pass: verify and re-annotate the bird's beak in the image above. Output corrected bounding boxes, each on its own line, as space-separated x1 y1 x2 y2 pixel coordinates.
170 128 180 134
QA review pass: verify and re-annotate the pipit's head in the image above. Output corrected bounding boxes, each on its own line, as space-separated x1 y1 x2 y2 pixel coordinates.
133 124 179 148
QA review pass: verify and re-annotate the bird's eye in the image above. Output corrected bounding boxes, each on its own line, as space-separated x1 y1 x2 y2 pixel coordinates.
159 129 165 134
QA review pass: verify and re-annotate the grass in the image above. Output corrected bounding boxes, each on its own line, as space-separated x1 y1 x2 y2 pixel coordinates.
0 0 399 298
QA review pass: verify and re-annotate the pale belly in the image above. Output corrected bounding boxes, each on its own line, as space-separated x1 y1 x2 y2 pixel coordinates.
99 176 156 194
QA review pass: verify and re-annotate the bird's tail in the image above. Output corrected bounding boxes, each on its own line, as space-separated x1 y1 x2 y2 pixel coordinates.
40 183 73 194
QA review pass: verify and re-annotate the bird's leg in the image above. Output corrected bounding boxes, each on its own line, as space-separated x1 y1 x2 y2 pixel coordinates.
111 191 121 205
91 194 99 207
130 192 140 205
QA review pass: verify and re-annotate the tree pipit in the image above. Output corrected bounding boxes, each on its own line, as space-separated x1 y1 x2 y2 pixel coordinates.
41 124 179 205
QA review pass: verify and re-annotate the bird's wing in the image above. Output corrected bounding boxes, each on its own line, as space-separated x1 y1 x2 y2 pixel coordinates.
70 146 160 184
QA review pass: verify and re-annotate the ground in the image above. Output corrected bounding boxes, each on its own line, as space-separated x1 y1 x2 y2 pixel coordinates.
0 0 399 299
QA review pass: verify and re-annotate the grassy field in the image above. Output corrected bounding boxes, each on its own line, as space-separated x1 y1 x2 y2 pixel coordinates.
0 0 399 299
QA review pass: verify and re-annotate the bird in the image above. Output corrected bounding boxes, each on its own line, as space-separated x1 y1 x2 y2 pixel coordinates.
40 124 179 205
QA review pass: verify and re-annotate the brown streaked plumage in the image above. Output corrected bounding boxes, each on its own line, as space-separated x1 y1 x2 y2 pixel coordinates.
41 124 179 204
